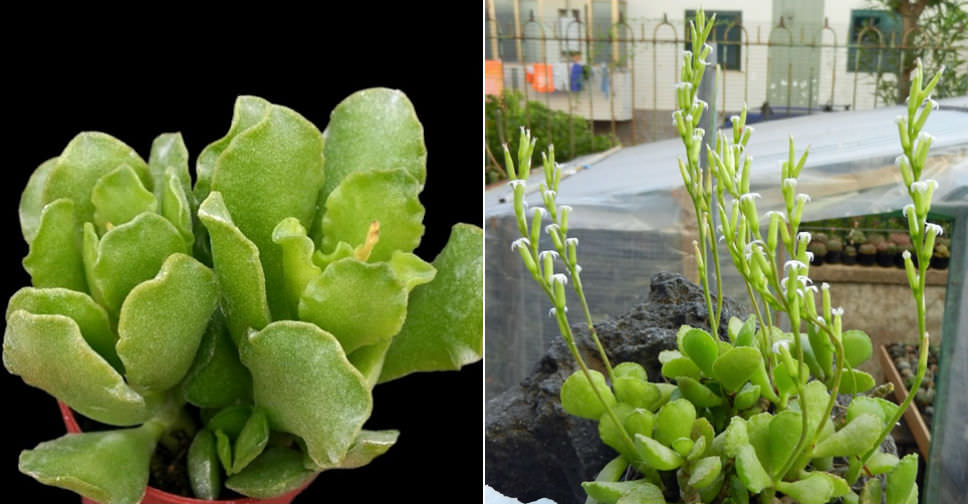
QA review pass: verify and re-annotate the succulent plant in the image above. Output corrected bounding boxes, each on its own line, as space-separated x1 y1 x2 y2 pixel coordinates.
843 245 858 265
858 243 877 266
3 89 483 503
824 237 843 264
807 241 827 265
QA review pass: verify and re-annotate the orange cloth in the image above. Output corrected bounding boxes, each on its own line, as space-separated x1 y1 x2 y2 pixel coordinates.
527 63 554 93
485 60 504 95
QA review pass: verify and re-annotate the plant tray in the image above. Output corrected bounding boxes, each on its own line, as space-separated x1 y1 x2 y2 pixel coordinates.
878 345 931 458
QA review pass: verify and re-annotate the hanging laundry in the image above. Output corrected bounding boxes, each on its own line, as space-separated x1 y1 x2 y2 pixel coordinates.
600 63 610 97
485 60 504 96
528 63 554 93
552 62 570 91
569 62 583 92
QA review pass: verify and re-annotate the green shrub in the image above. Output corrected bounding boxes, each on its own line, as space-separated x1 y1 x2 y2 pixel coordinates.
485 90 612 184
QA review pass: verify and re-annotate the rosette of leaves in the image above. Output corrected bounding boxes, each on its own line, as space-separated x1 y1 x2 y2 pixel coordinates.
3 88 483 504
560 320 919 504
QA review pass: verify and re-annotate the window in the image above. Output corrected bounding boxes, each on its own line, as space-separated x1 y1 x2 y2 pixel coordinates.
558 9 582 55
848 9 902 73
590 0 628 65
685 10 742 71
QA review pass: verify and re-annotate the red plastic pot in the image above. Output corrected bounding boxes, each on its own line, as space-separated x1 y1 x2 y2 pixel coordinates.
58 402 315 504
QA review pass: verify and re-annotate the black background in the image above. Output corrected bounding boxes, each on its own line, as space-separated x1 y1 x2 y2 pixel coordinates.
2 9 481 503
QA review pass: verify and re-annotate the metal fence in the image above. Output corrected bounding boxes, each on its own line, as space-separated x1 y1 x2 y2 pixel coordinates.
485 13 967 168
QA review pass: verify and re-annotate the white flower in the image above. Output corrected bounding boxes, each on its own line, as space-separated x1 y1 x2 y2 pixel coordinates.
545 223 560 234
821 282 830 291
574 265 582 274
675 81 693 90
772 339 791 354
927 98 939 111
765 210 787 222
730 115 740 124
805 285 819 293
796 194 812 204
566 237 579 246
903 250 912 260
925 222 944 236
832 307 844 316
551 273 569 286
902 203 915 217
894 115 905 126
740 192 762 202
797 231 812 245
695 99 709 110
543 189 557 200
531 207 548 218
538 250 559 262
548 306 567 317
682 50 693 59
805 251 815 263
560 205 573 212
510 238 530 251
917 132 935 143
746 126 755 133
784 260 807 271
910 179 938 195
797 275 813 286
509 179 526 189
783 178 798 191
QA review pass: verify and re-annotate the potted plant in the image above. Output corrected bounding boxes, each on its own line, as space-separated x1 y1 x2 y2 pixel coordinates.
876 241 898 267
500 17 943 501
3 89 483 503
825 236 843 264
858 242 877 266
930 242 950 270
843 244 858 265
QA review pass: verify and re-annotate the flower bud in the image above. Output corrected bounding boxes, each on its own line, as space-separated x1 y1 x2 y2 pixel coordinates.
897 155 914 188
903 250 918 291
895 116 911 151
821 282 832 321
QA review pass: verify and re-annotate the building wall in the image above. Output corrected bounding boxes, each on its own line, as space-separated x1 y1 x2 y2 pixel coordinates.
487 0 953 131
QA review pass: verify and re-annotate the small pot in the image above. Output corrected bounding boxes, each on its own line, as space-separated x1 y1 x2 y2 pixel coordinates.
930 256 949 270
59 402 315 504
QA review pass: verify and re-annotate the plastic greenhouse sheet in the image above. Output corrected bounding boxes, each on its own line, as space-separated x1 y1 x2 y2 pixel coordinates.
485 97 968 399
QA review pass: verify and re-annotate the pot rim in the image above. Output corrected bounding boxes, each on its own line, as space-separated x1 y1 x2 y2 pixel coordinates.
58 401 315 504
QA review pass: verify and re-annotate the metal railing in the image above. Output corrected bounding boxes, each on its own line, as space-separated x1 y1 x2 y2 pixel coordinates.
485 13 967 175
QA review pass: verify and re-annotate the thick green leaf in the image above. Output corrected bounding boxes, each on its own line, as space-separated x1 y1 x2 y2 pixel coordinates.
793 380 831 436
319 88 426 204
19 426 159 504
846 396 897 428
272 217 322 317
225 446 316 499
321 169 425 263
116 253 217 392
585 456 629 504
678 376 724 407
90 164 156 234
379 224 482 382
6 287 121 372
207 405 252 438
88 212 188 315
41 132 151 227
773 361 809 397
332 429 399 470
661 357 701 381
560 369 616 420
843 330 873 368
812 413 881 458
582 478 666 504
181 312 253 408
733 383 761 410
654 399 696 448
712 346 763 393
688 456 722 489
860 477 882 503
198 192 271 345
885 453 919 504
613 376 660 410
838 369 876 394
597 404 638 462
19 157 58 244
231 407 270 475
348 340 392 389
188 429 221 500
680 328 718 377
3 310 148 426
148 133 191 204
240 321 371 468
723 417 749 459
215 429 233 473
634 434 684 471
614 362 647 381
767 410 802 475
775 472 835 503
208 99 325 320
867 451 900 475
745 412 772 465
299 257 411 354
735 444 772 494
23 199 87 292
808 324 833 379
195 96 271 203
160 168 194 249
